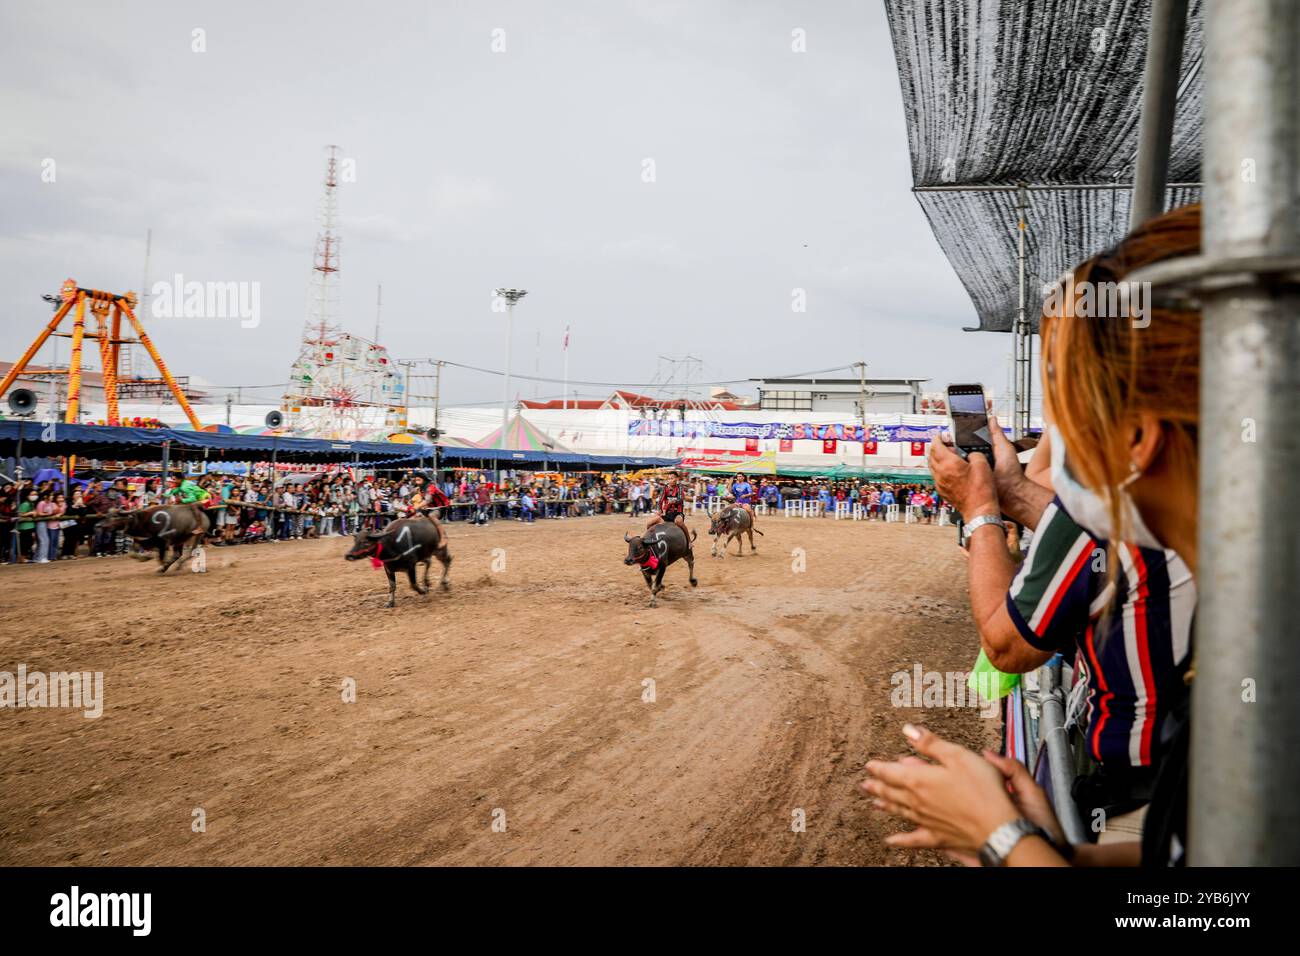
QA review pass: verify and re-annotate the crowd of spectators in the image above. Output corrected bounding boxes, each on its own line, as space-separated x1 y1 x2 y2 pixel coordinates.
0 466 946 563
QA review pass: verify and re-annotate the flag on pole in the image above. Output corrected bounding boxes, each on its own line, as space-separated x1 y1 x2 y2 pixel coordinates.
563 324 570 350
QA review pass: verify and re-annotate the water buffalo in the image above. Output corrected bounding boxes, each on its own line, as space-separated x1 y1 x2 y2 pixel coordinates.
97 504 211 573
345 515 451 608
623 523 697 607
708 505 763 557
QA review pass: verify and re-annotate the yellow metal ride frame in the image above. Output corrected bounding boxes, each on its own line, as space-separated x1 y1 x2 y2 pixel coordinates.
0 278 202 429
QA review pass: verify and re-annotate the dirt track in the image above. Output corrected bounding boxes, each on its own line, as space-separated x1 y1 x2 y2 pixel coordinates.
0 512 996 866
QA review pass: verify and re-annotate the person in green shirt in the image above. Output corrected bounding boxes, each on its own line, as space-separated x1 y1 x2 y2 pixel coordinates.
16 490 37 561
165 478 212 505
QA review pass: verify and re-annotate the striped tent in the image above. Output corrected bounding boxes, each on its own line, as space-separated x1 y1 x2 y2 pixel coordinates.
475 412 570 453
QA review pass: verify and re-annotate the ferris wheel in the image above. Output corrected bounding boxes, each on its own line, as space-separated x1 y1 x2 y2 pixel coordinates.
283 333 402 439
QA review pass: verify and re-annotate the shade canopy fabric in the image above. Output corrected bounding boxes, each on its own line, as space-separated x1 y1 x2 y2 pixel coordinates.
884 0 1204 331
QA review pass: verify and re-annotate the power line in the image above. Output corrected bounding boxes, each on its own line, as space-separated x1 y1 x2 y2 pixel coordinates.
204 362 858 393
406 359 857 389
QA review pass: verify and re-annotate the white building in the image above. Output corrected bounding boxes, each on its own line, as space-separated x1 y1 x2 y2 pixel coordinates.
755 377 927 415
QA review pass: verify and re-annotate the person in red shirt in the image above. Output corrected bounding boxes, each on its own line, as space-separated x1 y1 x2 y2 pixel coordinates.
645 471 689 540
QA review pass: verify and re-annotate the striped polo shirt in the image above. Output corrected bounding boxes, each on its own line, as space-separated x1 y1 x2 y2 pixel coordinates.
1005 497 1195 768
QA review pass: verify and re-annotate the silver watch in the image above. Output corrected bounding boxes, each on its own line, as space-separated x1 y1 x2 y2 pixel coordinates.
962 513 1006 544
978 818 1049 867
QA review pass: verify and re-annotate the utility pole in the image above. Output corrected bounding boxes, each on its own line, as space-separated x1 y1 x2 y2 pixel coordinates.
398 360 414 431
855 361 868 475
226 393 232 426
432 360 444 477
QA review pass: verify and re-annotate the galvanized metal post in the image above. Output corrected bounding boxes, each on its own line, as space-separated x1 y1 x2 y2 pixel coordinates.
1130 0 1189 230
1192 0 1300 865
1014 184 1029 437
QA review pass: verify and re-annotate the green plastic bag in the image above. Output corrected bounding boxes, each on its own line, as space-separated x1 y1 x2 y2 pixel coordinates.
968 648 1021 701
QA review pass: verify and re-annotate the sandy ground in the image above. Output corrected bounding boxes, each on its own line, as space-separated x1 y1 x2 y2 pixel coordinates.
0 511 997 866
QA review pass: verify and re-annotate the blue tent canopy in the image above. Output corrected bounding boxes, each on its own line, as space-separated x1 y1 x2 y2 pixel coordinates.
0 421 681 471
0 420 428 465
434 444 679 469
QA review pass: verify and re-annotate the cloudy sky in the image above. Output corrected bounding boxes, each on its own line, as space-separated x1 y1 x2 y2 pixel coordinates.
0 0 1012 411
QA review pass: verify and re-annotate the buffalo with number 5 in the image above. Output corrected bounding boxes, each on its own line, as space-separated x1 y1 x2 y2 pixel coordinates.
623 524 697 607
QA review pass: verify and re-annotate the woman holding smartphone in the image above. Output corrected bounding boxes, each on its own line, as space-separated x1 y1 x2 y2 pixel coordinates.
865 204 1203 867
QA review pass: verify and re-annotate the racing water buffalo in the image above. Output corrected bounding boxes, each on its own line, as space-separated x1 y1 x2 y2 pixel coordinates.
708 505 763 557
345 514 452 608
97 504 211 573
623 523 697 607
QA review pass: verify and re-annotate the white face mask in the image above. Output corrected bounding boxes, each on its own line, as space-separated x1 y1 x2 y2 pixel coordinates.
1049 425 1164 549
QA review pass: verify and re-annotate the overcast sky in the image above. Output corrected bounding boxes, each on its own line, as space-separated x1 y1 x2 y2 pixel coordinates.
0 0 1013 411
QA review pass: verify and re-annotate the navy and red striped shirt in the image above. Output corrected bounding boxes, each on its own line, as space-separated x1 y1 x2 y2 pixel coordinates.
659 485 684 514
1005 497 1195 768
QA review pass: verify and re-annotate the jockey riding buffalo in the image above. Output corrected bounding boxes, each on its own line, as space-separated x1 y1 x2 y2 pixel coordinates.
623 523 697 608
97 504 211 574
708 504 764 557
345 514 451 608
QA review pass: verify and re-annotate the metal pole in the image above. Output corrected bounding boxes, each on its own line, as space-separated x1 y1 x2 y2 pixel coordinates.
502 300 514 437
159 439 170 500
10 423 23 562
1130 0 1189 230
1037 661 1088 845
1189 0 1300 866
269 442 278 539
432 360 443 480
1014 185 1028 438
857 361 867 476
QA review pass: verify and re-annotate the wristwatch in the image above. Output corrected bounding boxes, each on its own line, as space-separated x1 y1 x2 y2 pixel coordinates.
978 818 1051 867
962 513 1006 545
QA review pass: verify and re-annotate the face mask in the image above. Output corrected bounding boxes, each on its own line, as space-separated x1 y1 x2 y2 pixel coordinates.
1049 425 1164 549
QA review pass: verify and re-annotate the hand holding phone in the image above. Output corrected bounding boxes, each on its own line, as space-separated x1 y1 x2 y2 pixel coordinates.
946 384 993 461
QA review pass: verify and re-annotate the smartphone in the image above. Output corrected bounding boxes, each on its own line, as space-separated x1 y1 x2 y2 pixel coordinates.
946 383 993 460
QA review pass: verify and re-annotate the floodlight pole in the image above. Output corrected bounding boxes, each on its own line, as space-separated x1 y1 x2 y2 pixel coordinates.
494 288 528 439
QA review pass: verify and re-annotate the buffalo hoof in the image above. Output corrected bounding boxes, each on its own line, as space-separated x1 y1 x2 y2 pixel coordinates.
440 582 451 591
690 578 698 587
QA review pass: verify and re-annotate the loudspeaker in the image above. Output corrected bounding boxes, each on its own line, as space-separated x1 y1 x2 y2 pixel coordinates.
7 388 37 415
426 427 442 441
265 410 284 428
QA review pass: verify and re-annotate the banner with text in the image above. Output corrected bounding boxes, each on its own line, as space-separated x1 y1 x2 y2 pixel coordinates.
627 420 950 442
